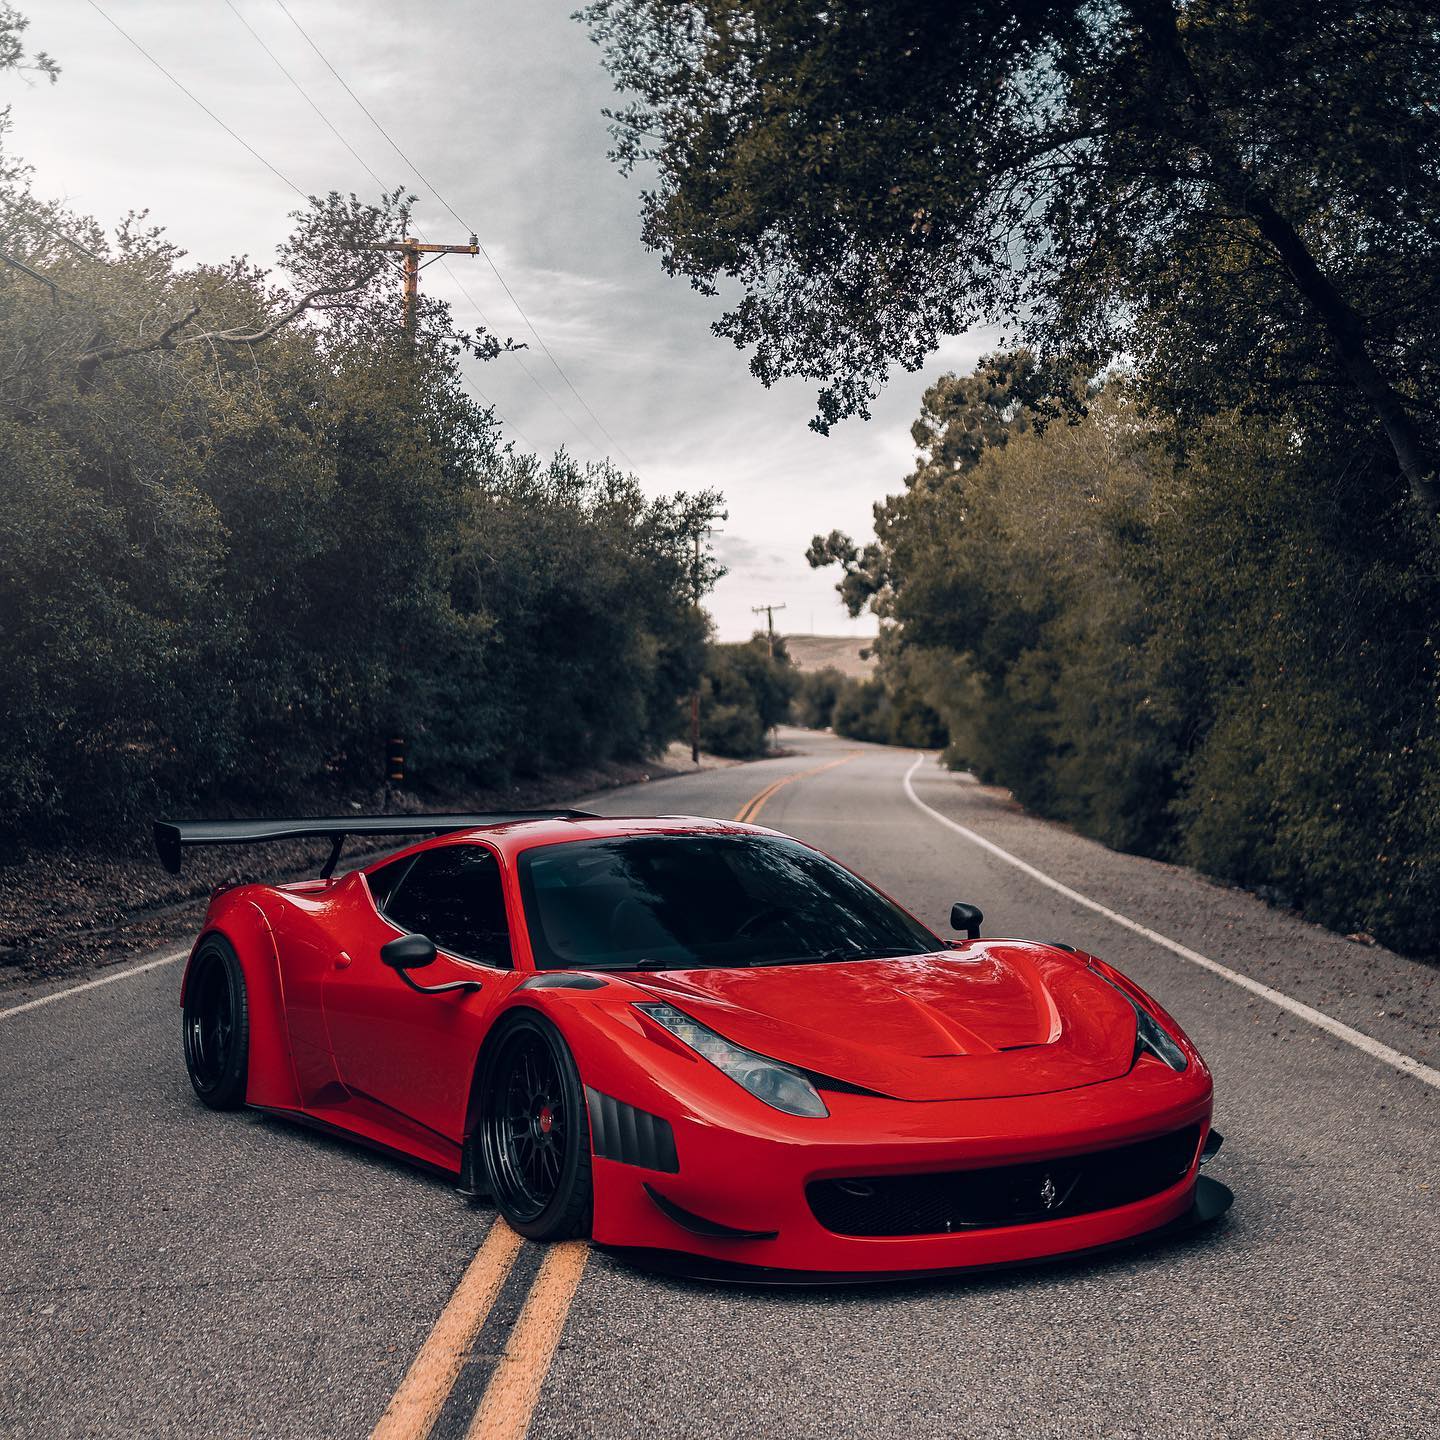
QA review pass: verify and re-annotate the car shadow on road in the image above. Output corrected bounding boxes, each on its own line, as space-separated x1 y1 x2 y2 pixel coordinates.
252 1110 464 1193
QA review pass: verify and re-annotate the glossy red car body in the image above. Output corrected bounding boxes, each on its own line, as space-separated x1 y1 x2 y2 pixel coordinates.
180 815 1226 1279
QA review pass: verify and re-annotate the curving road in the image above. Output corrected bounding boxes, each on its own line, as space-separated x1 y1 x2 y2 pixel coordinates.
2 729 1436 1438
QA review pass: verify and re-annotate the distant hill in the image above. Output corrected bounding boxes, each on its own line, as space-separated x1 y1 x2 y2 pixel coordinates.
782 634 879 680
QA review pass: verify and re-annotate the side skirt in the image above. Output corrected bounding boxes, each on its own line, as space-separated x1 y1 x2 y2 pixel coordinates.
254 1104 462 1184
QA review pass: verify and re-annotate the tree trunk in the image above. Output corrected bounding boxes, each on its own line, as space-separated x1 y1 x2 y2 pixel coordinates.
1230 192 1440 515
1129 0 1440 517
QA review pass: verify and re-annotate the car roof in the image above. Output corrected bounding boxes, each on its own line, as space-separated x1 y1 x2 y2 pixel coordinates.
361 814 766 868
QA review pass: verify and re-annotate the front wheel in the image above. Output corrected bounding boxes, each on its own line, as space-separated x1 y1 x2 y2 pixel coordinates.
478 1012 592 1240
182 936 249 1110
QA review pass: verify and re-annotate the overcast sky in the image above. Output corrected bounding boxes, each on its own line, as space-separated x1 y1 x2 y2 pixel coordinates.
8 1 991 640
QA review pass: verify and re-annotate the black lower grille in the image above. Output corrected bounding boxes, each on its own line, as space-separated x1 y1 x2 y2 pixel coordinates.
807 1125 1202 1237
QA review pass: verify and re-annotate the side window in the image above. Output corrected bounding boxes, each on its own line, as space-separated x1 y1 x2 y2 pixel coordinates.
381 846 513 969
364 855 415 912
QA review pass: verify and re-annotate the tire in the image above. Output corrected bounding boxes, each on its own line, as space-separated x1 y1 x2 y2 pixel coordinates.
182 935 250 1110
478 1011 593 1241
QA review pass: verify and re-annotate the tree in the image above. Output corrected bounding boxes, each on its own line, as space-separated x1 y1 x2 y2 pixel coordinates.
0 3 56 85
580 1 1440 514
0 14 723 837
698 636 796 756
806 349 1042 630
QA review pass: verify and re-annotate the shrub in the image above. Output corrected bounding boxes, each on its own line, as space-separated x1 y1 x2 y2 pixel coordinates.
698 637 796 757
0 189 719 841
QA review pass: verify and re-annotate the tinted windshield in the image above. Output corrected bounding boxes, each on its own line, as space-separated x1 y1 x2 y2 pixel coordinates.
517 834 938 971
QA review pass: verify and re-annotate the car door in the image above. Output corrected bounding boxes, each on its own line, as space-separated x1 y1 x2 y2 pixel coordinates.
322 842 514 1149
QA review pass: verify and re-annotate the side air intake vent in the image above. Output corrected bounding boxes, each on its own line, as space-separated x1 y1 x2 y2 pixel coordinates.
585 1087 679 1173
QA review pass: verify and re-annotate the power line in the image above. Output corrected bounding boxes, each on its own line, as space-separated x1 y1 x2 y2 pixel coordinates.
226 0 595 454
220 4 499 336
263 0 597 453
272 0 469 234
217 0 550 455
85 0 596 465
222 1 387 193
83 0 306 200
270 0 640 471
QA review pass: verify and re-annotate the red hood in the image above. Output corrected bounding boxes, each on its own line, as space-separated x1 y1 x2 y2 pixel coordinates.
631 943 1138 1100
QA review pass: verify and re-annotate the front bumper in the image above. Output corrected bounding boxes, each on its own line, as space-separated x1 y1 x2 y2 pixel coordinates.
585 1056 1219 1277
606 1175 1234 1285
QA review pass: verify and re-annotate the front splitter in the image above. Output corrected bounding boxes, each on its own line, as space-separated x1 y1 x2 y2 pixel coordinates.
601 1175 1234 1288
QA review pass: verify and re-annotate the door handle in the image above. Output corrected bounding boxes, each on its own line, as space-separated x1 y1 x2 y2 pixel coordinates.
334 950 353 970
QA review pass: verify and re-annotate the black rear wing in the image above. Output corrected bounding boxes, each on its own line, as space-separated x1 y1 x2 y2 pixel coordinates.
153 811 598 877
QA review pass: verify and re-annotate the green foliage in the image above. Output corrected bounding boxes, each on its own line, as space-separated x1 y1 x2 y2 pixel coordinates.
833 680 909 747
793 663 946 750
0 3 56 85
0 175 718 839
812 360 1440 954
789 667 847 730
698 637 796 757
1145 421 1440 941
582 0 1440 511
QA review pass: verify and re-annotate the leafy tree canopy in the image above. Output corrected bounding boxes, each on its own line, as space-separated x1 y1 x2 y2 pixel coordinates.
0 13 723 837
581 0 1440 512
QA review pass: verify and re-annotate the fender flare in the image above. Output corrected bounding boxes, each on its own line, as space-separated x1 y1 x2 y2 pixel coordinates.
458 990 654 1217
458 1000 551 1196
185 894 302 1111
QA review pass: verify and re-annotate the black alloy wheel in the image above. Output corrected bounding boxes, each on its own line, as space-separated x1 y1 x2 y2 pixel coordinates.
479 1012 592 1240
181 936 250 1110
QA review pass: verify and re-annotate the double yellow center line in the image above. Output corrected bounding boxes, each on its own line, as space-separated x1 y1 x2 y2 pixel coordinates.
371 748 861 1439
371 1222 525 1440
732 750 861 825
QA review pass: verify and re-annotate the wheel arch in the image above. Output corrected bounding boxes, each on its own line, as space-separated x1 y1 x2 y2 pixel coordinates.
460 995 604 1195
186 892 302 1110
462 1000 547 1159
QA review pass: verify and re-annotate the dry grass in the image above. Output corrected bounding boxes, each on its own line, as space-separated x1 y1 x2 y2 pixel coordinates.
783 634 879 681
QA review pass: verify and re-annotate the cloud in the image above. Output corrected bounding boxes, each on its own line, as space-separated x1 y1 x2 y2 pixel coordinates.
19 0 989 638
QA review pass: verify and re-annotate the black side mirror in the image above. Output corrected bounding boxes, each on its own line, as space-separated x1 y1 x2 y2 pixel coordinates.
381 933 437 971
378 933 481 996
950 902 983 940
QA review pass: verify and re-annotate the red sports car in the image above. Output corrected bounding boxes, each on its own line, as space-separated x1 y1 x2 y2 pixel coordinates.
158 811 1231 1281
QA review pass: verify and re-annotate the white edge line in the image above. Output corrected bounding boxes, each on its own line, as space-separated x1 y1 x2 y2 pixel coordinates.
0 947 190 1021
903 753 1440 1092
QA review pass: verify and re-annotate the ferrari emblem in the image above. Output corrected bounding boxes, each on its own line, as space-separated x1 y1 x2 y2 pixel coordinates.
1040 1173 1059 1210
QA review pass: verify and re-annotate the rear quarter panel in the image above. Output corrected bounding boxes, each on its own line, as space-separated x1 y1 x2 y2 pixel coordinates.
185 887 302 1110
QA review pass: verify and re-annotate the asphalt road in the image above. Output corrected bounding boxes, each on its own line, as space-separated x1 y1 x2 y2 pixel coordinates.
2 729 1436 1438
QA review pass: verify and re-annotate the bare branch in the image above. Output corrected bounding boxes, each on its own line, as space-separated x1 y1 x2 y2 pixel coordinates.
75 302 200 384
70 269 375 386
175 280 367 349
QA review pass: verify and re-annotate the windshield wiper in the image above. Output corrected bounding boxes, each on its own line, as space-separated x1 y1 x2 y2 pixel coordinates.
571 957 679 971
598 956 751 971
748 944 926 967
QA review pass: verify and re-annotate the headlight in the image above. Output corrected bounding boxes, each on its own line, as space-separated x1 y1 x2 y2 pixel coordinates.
635 1002 829 1117
1092 970 1189 1072
1133 1003 1188 1071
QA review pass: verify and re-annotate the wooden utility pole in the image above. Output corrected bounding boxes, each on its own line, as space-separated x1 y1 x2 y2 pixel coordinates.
691 530 704 764
347 234 477 790
752 603 787 657
354 234 479 337
689 514 724 764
